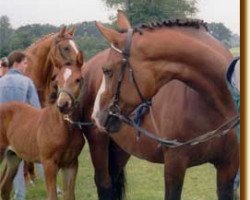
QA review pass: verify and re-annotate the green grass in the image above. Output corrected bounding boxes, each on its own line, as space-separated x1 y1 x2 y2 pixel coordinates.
230 47 240 57
14 144 217 200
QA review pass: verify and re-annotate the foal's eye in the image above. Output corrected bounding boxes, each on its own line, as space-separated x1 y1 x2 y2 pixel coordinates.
103 68 113 78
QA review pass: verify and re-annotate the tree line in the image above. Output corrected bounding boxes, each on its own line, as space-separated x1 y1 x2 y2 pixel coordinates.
0 0 239 59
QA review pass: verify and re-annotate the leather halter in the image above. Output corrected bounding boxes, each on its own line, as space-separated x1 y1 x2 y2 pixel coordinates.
57 78 83 109
108 29 150 118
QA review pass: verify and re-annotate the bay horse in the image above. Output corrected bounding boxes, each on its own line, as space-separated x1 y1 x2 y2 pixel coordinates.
90 11 239 200
0 52 84 200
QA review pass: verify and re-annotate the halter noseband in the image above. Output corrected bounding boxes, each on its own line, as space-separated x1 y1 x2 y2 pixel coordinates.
108 29 150 119
57 78 83 109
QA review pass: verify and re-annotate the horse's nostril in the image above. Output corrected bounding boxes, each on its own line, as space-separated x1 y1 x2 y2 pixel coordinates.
57 101 69 113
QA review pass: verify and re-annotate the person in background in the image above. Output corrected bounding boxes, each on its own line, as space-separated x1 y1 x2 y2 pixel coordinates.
225 57 240 200
0 50 43 200
0 57 10 77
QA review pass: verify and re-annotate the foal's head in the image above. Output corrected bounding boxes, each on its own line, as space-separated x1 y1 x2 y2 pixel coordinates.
56 51 84 114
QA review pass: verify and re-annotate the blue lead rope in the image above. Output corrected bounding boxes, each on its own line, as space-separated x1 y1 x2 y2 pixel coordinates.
131 100 152 126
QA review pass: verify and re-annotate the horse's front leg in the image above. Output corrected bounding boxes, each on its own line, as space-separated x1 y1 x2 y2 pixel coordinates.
42 159 59 200
215 154 239 200
164 149 188 200
87 132 112 200
61 159 78 200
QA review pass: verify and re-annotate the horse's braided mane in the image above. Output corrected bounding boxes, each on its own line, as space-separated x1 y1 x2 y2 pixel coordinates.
25 33 56 52
118 19 208 34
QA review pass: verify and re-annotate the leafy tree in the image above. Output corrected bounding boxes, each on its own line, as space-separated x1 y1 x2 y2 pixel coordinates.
0 15 14 56
207 22 232 47
102 0 198 25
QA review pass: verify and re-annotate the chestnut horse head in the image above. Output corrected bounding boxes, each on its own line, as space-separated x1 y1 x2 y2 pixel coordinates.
56 51 84 114
25 26 80 106
92 11 234 133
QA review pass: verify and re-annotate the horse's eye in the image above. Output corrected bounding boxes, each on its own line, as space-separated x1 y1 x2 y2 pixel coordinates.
76 78 81 83
103 68 113 78
64 47 70 51
51 75 57 81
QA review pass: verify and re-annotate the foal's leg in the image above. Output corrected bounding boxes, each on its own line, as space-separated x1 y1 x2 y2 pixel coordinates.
61 159 78 200
0 150 21 200
42 159 59 200
24 161 36 184
164 150 188 200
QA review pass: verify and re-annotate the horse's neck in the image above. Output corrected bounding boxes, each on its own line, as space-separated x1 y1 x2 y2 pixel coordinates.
25 36 54 87
139 29 235 116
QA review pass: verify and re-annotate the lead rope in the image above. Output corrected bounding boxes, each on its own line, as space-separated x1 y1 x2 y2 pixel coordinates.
113 113 240 148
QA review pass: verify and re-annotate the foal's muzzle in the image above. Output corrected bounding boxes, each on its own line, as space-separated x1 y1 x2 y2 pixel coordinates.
57 101 71 114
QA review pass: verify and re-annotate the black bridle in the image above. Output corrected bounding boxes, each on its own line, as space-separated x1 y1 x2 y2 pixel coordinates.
108 28 150 118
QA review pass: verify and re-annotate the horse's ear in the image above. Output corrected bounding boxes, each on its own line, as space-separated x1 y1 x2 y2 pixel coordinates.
117 10 131 29
95 21 121 45
77 51 84 67
68 25 77 36
59 26 67 37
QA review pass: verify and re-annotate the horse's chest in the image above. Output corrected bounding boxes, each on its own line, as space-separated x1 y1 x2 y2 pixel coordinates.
59 132 85 166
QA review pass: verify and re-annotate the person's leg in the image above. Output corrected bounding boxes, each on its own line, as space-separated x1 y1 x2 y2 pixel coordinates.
35 163 44 179
13 160 26 200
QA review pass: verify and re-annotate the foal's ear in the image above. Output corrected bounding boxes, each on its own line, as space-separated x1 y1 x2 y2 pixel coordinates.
77 50 84 68
95 21 121 45
117 10 131 29
59 26 67 37
68 25 77 36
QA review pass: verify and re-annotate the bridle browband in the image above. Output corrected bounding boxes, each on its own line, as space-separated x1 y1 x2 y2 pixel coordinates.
108 28 151 119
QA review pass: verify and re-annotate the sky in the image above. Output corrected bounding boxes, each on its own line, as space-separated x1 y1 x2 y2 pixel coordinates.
0 0 240 34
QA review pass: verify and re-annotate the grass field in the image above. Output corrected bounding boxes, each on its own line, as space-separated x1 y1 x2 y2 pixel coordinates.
21 144 217 200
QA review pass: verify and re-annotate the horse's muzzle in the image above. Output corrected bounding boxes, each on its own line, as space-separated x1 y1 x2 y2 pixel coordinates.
101 109 122 133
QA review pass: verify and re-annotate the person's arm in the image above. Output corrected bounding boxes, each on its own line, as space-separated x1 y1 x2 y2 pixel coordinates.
27 80 41 108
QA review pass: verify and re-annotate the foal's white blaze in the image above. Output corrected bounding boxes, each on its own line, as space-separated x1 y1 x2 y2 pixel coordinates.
57 68 72 107
92 75 106 130
63 68 72 82
69 40 79 54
